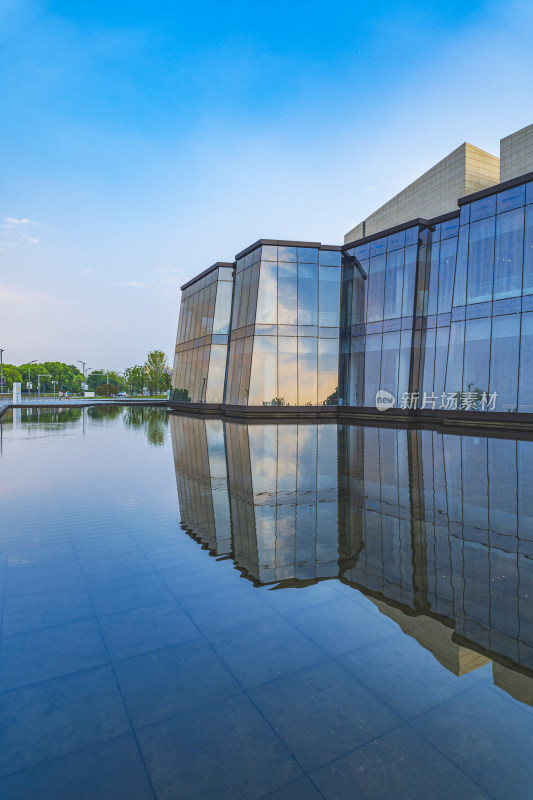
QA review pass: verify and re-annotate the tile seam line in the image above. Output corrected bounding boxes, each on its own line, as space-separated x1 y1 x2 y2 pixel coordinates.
71 540 159 800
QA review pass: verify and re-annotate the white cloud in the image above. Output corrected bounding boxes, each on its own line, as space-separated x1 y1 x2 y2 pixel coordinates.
21 233 39 244
108 281 150 288
3 217 31 225
0 284 52 305
0 239 18 252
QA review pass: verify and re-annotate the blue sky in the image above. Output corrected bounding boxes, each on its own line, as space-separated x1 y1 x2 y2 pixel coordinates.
1 0 532 369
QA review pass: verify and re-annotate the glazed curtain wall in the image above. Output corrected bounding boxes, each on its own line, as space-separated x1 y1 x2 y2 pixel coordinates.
420 181 533 412
341 225 421 406
225 245 342 406
171 266 233 402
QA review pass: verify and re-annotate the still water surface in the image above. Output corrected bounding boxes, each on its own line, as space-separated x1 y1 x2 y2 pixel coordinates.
1 406 533 799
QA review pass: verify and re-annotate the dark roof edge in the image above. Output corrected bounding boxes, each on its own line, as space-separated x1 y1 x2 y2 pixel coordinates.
181 262 235 291
234 238 341 260
341 210 460 251
458 170 533 206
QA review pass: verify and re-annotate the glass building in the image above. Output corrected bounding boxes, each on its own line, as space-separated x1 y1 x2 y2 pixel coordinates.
171 167 533 421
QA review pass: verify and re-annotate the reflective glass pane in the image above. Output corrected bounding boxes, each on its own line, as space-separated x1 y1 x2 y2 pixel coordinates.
398 329 411 397
248 337 277 405
318 267 341 326
278 264 298 324
421 328 436 396
519 313 533 412
433 326 450 397
278 337 298 405
298 337 317 405
366 255 386 322
402 245 417 317
522 206 533 295
494 208 524 300
497 185 525 214
363 333 382 406
467 217 495 304
470 194 496 222
384 249 404 319
297 247 318 263
318 339 339 404
206 345 227 403
231 272 243 330
261 245 277 261
277 246 297 262
380 331 401 398
490 314 519 411
427 243 440 316
237 268 252 328
453 226 468 307
445 321 465 396
246 263 260 326
438 237 458 314
319 250 341 266
255 263 277 324
463 317 491 400
298 264 318 325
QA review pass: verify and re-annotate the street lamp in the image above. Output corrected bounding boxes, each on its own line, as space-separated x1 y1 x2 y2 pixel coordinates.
76 360 92 396
27 360 37 401
51 380 58 398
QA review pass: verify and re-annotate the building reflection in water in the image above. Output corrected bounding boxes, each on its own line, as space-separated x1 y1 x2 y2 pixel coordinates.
170 414 533 706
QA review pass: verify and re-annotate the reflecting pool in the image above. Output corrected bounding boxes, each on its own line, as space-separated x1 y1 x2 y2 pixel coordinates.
1 406 533 798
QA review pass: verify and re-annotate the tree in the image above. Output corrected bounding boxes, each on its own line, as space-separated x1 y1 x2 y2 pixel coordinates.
123 365 145 396
96 383 118 397
144 350 169 396
1 364 22 391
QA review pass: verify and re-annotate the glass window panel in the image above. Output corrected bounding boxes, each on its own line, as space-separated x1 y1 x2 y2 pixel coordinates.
231 272 243 330
384 249 404 319
438 237 458 314
470 194 496 222
277 245 297 262
246 263 260 326
255 263 277 324
352 273 367 325
318 267 341 326
401 245 417 317
387 230 405 251
427 242 440 316
370 238 387 257
364 333 382 406
366 254 386 322
260 245 277 261
278 263 298 324
463 317 491 400
248 337 277 405
206 345 227 403
244 252 253 268
445 321 465 396
318 339 339 405
441 218 459 240
460 204 470 226
319 250 341 266
497 185 525 213
278 337 298 405
490 314 519 412
519 313 533 412
494 208 524 300
467 217 495 304
353 243 370 260
433 326 449 397
239 337 253 404
298 338 317 405
297 247 318 263
421 328 436 396
523 206 533 295
380 331 401 398
237 268 252 328
213 281 233 334
432 224 442 243
405 227 419 246
398 329 411 397
297 264 318 325
453 226 468 307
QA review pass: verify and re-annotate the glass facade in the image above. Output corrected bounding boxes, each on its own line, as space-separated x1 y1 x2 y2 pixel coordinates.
171 264 234 402
172 173 533 417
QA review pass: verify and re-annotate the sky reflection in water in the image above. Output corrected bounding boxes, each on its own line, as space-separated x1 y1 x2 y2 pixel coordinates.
1 406 533 799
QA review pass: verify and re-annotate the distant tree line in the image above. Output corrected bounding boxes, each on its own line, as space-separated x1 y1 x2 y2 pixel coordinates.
1 350 171 397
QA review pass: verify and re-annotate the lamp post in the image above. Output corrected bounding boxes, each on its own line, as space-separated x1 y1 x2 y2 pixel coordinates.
52 380 58 398
28 360 37 401
76 360 91 396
